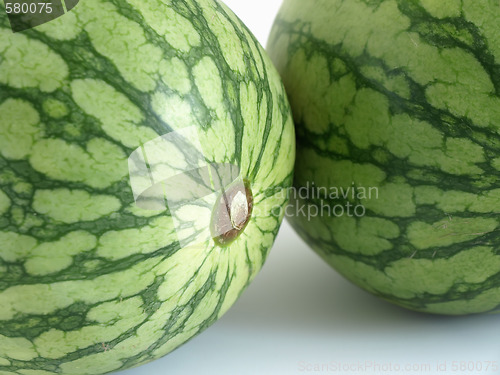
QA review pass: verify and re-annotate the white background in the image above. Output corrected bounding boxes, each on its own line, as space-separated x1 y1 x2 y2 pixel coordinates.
125 1 500 374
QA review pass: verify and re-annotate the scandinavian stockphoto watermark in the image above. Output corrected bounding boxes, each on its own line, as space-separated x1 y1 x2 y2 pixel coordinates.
297 359 499 373
127 126 381 247
273 182 379 220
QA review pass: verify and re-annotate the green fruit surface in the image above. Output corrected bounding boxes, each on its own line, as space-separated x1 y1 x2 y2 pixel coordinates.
0 0 295 373
268 0 500 315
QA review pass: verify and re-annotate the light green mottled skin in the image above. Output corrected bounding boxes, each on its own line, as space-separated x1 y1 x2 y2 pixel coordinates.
0 0 295 373
268 0 500 315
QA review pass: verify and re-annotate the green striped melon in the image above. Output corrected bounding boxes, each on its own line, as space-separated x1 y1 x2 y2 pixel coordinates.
268 0 500 315
0 0 295 373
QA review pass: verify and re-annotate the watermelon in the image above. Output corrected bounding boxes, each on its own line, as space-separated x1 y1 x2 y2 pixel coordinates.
0 0 295 373
268 0 500 315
